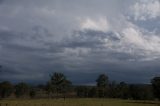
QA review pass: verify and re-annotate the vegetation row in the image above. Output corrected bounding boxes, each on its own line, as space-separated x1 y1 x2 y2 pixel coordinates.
0 72 160 100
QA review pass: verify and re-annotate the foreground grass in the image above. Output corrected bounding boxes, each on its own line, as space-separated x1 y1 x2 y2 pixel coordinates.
0 98 159 106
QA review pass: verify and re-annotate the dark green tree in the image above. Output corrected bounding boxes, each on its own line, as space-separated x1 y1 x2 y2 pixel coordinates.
47 72 72 98
151 77 160 100
96 74 109 88
15 82 30 98
96 74 109 97
0 81 14 98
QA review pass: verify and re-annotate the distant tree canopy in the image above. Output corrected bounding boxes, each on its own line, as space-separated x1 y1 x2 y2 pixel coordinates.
0 81 14 98
151 77 160 99
129 84 154 100
15 82 30 97
0 72 158 100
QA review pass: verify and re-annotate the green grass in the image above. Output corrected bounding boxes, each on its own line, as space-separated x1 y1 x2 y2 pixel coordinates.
0 98 159 106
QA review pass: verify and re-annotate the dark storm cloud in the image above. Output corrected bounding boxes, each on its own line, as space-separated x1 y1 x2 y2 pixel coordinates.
0 0 160 84
0 25 159 84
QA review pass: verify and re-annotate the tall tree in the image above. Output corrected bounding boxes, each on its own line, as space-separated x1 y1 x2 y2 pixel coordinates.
151 77 160 100
96 74 109 88
96 74 109 97
47 72 72 98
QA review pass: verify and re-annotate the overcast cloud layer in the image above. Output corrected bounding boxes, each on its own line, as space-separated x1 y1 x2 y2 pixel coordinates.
0 0 160 84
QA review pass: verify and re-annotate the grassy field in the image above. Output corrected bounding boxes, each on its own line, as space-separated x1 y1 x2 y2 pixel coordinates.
0 98 159 106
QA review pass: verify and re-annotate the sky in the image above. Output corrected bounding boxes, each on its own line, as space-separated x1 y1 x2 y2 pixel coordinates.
0 0 160 85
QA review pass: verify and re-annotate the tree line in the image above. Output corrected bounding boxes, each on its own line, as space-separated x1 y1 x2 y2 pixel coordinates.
0 72 160 100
